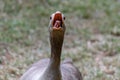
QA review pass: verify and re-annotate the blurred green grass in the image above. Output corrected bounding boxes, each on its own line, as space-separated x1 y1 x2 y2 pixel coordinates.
0 0 120 80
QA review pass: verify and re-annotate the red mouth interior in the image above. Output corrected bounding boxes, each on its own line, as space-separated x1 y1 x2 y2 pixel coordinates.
53 13 62 28
54 20 61 28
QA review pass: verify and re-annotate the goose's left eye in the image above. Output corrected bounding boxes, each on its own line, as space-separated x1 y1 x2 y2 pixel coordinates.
63 16 65 20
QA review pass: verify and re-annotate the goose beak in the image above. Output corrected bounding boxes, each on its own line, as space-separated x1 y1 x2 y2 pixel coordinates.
52 11 63 30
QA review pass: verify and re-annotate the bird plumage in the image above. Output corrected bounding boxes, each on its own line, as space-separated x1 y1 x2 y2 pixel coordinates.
20 11 83 80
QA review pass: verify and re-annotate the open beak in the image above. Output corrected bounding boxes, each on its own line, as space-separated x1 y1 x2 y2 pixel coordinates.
52 12 63 30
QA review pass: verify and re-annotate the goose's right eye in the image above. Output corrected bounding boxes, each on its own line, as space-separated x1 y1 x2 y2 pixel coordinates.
50 16 52 20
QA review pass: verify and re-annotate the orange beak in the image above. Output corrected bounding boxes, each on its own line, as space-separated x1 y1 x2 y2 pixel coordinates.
52 12 63 30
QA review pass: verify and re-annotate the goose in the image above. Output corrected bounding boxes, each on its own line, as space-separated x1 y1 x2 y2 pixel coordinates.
20 11 83 80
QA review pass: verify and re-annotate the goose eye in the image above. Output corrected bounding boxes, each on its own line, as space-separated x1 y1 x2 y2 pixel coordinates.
63 16 65 20
50 16 52 20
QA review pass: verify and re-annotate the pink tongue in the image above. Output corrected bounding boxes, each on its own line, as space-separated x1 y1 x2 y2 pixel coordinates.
54 20 61 28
